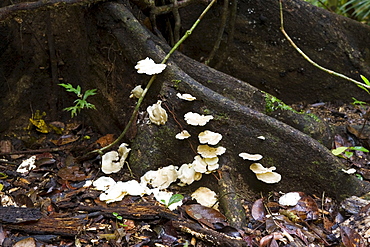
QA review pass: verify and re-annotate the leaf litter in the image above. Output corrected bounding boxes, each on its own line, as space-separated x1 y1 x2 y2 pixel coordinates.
0 102 370 246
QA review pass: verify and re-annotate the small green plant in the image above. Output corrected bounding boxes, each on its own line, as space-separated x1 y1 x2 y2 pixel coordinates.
161 194 184 208
352 97 367 106
112 212 127 227
331 146 369 159
59 83 97 118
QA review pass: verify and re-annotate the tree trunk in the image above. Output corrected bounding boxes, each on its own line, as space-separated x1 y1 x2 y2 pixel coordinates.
0 0 369 202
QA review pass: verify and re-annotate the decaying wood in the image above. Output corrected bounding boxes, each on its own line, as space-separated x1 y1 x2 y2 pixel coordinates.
0 207 42 223
4 214 85 236
218 165 247 229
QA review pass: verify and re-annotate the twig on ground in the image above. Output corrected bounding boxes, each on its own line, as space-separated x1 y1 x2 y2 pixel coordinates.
279 0 369 89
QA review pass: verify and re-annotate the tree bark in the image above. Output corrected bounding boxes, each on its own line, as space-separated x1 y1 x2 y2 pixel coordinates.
0 0 369 203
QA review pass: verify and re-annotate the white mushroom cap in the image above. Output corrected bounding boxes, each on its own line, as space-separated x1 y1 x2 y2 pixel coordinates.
135 57 166 75
122 180 149 196
147 100 168 125
250 163 276 174
198 130 222 145
93 176 116 191
184 112 213 126
197 145 226 158
177 163 202 186
176 93 196 101
99 181 127 203
192 155 208 173
250 163 281 184
255 172 281 184
101 151 123 174
129 85 144 99
239 152 263 161
140 165 178 189
279 192 301 206
175 130 191 140
191 187 219 209
118 143 131 166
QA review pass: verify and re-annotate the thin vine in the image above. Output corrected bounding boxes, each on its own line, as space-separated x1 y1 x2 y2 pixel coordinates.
90 0 218 155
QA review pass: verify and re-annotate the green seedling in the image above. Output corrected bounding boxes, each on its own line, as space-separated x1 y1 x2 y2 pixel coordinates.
352 97 367 106
161 194 184 208
59 83 97 118
331 146 369 159
112 212 127 227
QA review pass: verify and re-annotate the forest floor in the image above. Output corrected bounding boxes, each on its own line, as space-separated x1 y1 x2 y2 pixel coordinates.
0 100 370 247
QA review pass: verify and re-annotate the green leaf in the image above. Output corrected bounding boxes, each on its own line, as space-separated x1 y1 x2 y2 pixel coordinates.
59 83 80 95
352 97 366 106
0 183 3 191
168 194 184 206
116 215 123 220
83 89 97 100
361 75 370 86
112 212 118 217
349 146 369 152
356 84 370 94
331 147 348 156
0 172 8 179
344 151 353 158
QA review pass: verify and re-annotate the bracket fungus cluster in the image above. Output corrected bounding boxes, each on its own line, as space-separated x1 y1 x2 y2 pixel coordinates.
239 150 281 184
101 143 131 174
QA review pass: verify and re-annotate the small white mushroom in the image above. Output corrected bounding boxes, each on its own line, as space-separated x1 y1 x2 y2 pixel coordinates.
118 143 131 167
101 151 123 174
191 187 219 209
192 155 208 173
250 163 276 174
129 85 144 99
99 181 127 203
197 145 226 158
175 130 191 140
342 168 356 174
16 155 36 174
256 172 281 184
135 57 166 75
93 176 116 191
198 130 222 145
147 100 168 125
279 192 301 206
140 165 178 189
176 93 196 101
184 112 213 126
239 152 263 161
177 163 202 186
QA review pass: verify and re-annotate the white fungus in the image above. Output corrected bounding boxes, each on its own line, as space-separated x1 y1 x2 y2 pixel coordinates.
175 130 191 140
147 100 168 125
129 85 144 99
140 165 178 189
197 145 226 158
239 152 263 161
250 163 281 184
135 57 166 75
177 163 202 186
198 130 222 145
184 112 213 126
176 93 196 101
16 155 36 174
279 192 301 206
93 176 116 191
191 187 219 209
101 151 123 174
